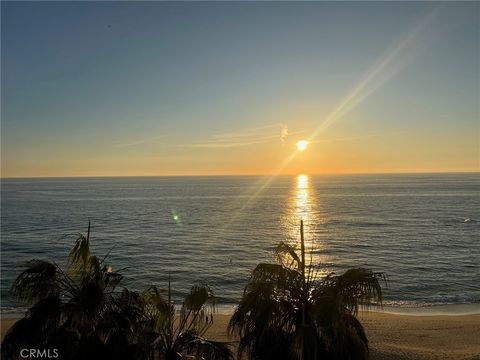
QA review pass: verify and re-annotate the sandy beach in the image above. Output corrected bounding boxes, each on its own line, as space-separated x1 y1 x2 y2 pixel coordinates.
203 312 480 360
4 312 478 359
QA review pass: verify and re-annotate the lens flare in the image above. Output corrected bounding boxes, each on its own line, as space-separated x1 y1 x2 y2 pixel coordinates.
172 209 181 224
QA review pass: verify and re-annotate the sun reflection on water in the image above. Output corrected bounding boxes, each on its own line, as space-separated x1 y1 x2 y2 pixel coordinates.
295 174 311 227
284 174 316 246
282 174 329 278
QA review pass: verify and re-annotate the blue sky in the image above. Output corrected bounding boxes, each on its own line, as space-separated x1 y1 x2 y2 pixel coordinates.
2 1 478 176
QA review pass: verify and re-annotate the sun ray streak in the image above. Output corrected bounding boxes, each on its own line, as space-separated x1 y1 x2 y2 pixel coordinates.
308 6 441 142
222 7 441 231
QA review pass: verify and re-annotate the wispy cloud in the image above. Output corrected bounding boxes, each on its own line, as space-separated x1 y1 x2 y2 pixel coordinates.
280 124 289 145
191 123 293 149
112 136 164 148
191 139 271 149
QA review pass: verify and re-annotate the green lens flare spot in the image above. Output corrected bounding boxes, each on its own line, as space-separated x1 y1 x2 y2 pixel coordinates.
171 210 181 224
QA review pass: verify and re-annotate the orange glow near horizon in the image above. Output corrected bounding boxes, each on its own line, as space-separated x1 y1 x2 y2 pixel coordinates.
2 5 478 180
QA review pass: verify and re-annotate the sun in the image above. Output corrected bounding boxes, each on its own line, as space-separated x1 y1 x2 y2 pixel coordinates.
296 140 309 151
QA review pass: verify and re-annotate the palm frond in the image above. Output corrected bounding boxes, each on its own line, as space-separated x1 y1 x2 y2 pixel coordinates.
333 268 385 313
178 284 216 337
11 260 59 304
250 263 302 289
67 222 92 275
177 330 234 360
143 285 171 330
104 270 123 293
275 242 301 269
184 284 214 312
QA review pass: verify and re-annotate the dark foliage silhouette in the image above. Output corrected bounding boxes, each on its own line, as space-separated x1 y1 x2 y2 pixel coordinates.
1 223 232 360
229 220 385 360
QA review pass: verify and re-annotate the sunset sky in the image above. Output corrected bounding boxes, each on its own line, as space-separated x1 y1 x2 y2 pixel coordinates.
1 2 478 177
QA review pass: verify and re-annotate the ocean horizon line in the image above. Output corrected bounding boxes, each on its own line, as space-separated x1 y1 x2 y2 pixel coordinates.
1 170 479 180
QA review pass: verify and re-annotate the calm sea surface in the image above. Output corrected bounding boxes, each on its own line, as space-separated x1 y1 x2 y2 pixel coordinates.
1 174 479 313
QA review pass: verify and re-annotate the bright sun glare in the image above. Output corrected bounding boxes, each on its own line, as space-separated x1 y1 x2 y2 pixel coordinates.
296 140 309 151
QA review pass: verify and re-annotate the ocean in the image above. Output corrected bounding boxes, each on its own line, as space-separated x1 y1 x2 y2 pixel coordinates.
1 173 479 314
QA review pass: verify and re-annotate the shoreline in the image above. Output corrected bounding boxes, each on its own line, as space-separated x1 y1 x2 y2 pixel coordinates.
380 303 480 316
2 302 479 319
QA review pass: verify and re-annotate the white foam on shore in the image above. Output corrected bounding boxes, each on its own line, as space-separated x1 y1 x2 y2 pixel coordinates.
213 303 480 316
2 303 479 320
379 303 480 316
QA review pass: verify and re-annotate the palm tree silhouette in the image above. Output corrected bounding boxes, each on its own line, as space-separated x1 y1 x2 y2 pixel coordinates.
2 222 233 360
1 222 147 359
229 220 385 360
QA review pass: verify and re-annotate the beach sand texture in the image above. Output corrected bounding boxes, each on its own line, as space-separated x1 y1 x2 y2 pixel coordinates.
206 313 480 360
2 313 479 359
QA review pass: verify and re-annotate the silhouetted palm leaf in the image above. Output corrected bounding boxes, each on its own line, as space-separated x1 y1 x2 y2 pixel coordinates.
11 260 59 304
67 222 92 276
178 330 234 360
148 282 233 360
